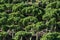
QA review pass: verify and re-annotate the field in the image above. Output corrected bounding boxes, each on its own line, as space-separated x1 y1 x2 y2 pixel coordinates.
0 0 60 40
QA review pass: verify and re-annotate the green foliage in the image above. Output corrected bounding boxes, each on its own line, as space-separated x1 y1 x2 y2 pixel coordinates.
25 22 46 32
41 0 60 4
0 0 60 40
57 22 60 27
46 18 56 26
35 22 46 31
0 31 8 40
14 31 32 40
21 6 42 16
0 4 5 12
12 3 31 12
20 16 38 26
43 8 60 20
46 1 60 9
25 24 35 31
0 17 7 25
0 0 4 4
41 32 60 40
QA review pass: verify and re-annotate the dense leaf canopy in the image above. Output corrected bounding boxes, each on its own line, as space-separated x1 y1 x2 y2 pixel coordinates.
0 0 60 40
